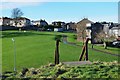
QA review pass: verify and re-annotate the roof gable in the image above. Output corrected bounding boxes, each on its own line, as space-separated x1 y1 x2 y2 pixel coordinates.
77 18 93 24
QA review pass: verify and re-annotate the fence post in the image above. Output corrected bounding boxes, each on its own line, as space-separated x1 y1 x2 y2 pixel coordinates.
79 45 86 61
85 38 91 61
79 38 90 61
85 38 88 61
55 40 60 64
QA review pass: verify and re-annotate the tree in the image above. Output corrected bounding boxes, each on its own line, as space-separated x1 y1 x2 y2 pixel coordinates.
11 8 23 30
95 30 111 49
81 28 86 45
77 26 86 45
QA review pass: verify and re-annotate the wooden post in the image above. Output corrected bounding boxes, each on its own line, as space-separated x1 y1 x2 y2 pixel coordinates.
79 38 90 61
79 45 85 61
55 40 60 64
85 38 89 61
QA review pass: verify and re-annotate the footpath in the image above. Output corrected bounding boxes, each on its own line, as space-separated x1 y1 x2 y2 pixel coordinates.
62 36 120 57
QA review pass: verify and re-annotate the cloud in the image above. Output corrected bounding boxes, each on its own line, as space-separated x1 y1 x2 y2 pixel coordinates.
0 2 42 10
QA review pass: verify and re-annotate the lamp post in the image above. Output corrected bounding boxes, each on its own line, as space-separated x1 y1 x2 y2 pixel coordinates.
12 38 16 73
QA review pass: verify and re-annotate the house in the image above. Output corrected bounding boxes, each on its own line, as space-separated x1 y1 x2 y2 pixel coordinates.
66 22 76 31
11 17 31 27
31 20 39 26
54 28 63 32
109 24 120 38
76 18 93 41
52 21 66 31
91 22 104 44
91 22 120 43
0 17 11 26
98 22 120 38
32 19 48 27
52 21 65 27
0 17 16 31
101 22 111 36
0 17 31 27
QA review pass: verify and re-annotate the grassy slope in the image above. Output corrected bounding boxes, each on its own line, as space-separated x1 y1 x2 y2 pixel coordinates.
2 31 118 72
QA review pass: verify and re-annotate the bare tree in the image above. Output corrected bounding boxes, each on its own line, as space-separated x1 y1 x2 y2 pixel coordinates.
81 28 86 45
77 26 86 45
11 8 23 30
96 31 108 49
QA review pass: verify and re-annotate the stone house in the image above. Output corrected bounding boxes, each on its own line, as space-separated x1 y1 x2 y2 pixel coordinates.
76 18 93 41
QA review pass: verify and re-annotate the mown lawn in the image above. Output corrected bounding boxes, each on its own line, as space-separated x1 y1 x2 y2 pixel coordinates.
1 31 118 72
71 36 119 55
91 45 119 55
0 38 2 73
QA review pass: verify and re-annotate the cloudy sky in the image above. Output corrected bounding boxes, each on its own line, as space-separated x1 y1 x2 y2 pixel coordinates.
0 1 119 24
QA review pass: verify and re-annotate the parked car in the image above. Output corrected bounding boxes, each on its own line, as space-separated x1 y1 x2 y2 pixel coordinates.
47 28 52 31
112 41 120 48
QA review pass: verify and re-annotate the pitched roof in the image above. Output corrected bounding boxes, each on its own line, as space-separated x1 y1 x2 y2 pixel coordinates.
16 17 30 20
0 17 11 19
77 18 94 24
109 23 120 29
32 19 47 23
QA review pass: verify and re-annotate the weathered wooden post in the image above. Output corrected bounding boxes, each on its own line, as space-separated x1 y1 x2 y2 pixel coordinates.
79 38 90 61
79 45 86 61
55 39 60 64
85 38 90 61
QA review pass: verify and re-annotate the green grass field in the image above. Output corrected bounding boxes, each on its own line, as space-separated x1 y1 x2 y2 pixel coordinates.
1 31 118 72
0 37 2 73
73 39 119 55
91 45 119 55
